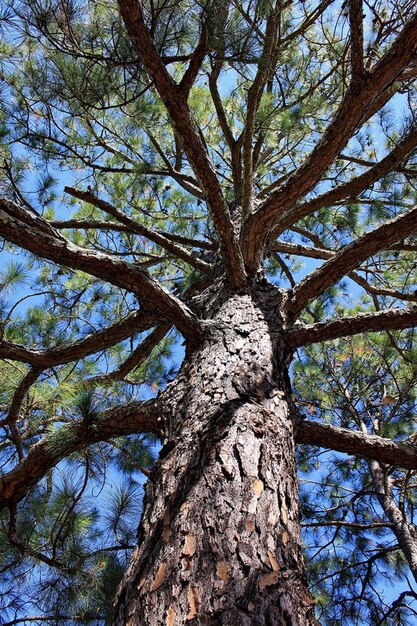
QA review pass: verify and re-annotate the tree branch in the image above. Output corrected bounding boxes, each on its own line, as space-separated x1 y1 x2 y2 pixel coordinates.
0 310 157 367
64 186 213 275
288 205 417 316
296 420 417 470
51 219 215 251
287 307 417 348
179 22 208 95
118 0 247 287
241 7 280 217
90 323 170 384
242 11 417 270
0 399 161 509
0 198 203 342
3 368 41 460
271 125 417 237
349 0 364 81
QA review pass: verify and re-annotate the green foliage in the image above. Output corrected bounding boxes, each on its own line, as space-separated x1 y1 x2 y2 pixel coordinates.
0 0 416 623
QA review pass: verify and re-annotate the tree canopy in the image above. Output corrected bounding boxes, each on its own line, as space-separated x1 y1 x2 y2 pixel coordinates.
0 0 416 624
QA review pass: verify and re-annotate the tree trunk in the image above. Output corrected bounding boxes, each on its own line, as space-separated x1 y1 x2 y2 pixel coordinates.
113 285 317 625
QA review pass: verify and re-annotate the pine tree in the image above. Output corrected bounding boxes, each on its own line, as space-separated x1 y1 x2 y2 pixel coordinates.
0 0 417 624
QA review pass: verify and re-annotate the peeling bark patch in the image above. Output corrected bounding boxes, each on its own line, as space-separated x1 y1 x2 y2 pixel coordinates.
215 560 231 587
163 512 172 541
187 584 198 619
259 571 280 589
183 533 196 557
166 606 176 626
252 478 264 494
151 562 167 591
268 551 280 571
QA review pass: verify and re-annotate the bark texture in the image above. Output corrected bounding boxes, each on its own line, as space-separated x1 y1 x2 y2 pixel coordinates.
113 286 316 625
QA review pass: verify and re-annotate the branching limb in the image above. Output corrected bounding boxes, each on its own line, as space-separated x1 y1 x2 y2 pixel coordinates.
179 22 208 96
52 219 215 251
2 368 41 460
243 11 417 270
296 420 417 471
370 460 417 582
64 186 213 275
0 399 161 509
90 323 171 385
0 310 157 367
118 0 246 287
272 242 417 302
272 125 417 237
0 198 202 342
287 307 417 348
241 7 280 218
287 205 417 316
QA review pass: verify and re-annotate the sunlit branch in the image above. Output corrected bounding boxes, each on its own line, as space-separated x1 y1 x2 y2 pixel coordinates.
0 198 203 342
51 219 215 251
64 186 212 275
296 420 417 470
241 7 280 218
243 11 417 270
0 310 157 367
118 0 247 288
90 323 171 385
349 0 364 80
287 307 417 348
272 242 417 303
288 206 417 316
273 126 417 235
2 368 41 461
179 22 208 95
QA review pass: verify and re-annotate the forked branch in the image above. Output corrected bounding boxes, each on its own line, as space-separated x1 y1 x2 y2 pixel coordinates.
118 0 246 287
272 125 417 237
0 198 202 342
0 310 157 367
64 186 213 275
288 206 417 316
243 11 417 270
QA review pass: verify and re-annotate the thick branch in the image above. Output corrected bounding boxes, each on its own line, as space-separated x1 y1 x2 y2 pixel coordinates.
241 8 280 217
0 400 161 509
296 420 417 470
118 0 246 287
273 125 417 237
287 307 417 348
243 11 417 269
0 198 202 342
288 206 417 316
0 310 157 367
349 0 364 80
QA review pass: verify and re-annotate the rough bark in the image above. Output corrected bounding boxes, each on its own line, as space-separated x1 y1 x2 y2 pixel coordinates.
113 286 317 625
